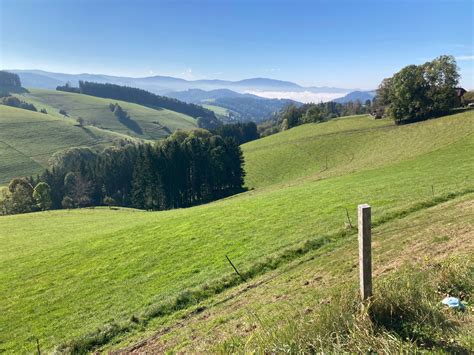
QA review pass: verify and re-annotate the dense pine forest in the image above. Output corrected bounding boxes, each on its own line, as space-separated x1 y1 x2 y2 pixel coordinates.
214 121 259 144
1 130 245 214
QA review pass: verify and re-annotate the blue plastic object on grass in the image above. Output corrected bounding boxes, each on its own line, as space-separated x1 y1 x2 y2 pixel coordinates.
441 296 465 311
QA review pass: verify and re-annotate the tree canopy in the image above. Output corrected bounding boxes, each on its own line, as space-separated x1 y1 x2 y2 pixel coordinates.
0 71 26 96
376 55 460 124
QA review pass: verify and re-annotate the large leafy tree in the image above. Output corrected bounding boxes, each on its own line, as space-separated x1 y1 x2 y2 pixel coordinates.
8 178 35 214
423 55 460 115
376 55 459 123
386 64 429 122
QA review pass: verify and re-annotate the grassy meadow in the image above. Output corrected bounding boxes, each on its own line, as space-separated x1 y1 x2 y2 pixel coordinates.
0 105 126 184
0 110 473 352
16 89 197 140
0 88 198 184
202 104 232 117
243 111 474 188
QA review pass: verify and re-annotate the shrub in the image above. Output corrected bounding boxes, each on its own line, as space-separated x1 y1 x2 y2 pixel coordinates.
61 196 74 209
0 96 37 111
103 196 115 207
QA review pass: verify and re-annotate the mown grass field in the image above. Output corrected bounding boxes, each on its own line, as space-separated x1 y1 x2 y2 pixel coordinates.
0 111 473 352
202 104 231 116
16 89 197 140
0 89 197 184
0 105 125 184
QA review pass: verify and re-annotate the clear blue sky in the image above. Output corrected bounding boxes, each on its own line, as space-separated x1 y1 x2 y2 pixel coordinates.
1 0 473 89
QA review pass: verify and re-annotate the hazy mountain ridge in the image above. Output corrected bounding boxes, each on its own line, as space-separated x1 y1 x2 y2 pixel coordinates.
332 90 376 103
7 69 353 97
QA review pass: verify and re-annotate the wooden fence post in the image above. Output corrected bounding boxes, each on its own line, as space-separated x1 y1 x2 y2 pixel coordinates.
358 204 372 300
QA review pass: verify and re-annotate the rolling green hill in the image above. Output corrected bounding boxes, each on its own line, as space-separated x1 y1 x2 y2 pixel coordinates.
0 89 198 184
15 89 197 140
0 105 127 184
243 111 474 188
0 111 473 352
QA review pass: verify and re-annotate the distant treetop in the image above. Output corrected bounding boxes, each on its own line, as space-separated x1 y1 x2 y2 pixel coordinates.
0 71 26 96
0 71 21 88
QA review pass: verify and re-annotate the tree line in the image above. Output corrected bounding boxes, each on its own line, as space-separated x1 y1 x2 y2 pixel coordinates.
0 71 21 88
57 81 217 120
211 96 299 123
258 100 373 136
0 71 27 96
0 130 245 215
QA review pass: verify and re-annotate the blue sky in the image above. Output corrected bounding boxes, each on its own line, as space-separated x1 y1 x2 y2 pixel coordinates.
1 0 473 89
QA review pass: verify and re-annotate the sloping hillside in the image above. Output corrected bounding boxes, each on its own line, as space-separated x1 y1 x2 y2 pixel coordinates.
0 111 473 352
116 195 474 353
0 105 126 184
15 89 197 140
243 111 474 188
0 89 198 183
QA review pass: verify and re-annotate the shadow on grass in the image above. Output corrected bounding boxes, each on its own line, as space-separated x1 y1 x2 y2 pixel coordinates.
118 114 143 135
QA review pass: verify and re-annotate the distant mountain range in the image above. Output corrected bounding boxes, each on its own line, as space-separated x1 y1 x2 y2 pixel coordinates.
6 69 352 97
4 69 376 122
332 90 376 104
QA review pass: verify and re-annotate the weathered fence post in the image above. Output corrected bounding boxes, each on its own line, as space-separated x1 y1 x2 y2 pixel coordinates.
358 204 372 300
225 255 246 282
